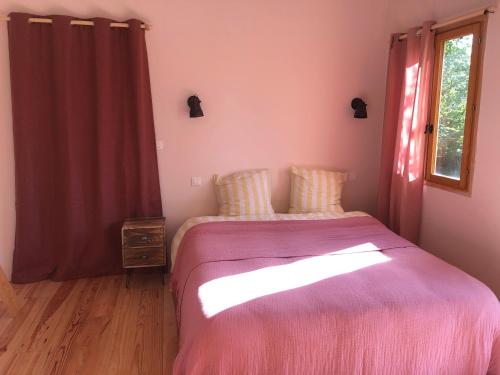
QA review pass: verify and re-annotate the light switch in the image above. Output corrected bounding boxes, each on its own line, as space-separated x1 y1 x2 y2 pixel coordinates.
156 140 164 151
191 176 202 187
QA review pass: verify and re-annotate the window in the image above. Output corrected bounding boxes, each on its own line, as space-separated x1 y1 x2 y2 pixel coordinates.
425 19 485 191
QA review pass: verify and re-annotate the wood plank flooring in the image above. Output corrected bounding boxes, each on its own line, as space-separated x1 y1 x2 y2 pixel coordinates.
0 272 178 375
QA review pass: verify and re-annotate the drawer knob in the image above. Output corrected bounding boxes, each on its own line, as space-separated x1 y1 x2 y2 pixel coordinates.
141 255 148 259
141 235 150 242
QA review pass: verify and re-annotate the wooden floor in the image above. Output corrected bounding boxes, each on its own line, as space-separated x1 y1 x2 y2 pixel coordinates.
0 272 178 375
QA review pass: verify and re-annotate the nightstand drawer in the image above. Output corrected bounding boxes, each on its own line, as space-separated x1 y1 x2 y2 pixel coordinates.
123 228 164 247
122 217 166 287
123 247 165 268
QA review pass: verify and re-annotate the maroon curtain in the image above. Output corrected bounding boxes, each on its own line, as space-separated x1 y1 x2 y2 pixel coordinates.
376 23 434 244
8 13 162 282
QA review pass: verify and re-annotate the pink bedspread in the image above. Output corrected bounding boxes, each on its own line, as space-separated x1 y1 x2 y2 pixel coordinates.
171 216 500 374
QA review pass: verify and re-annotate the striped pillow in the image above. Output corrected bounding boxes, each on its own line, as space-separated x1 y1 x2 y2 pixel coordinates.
214 169 275 216
289 166 347 214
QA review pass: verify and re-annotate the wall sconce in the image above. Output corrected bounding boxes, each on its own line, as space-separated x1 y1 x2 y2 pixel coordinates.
187 95 204 118
351 98 367 119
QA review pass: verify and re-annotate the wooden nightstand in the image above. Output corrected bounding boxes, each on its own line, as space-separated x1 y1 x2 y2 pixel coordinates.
122 217 166 288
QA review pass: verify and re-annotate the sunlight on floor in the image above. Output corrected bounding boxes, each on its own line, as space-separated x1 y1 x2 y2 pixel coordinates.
198 243 391 318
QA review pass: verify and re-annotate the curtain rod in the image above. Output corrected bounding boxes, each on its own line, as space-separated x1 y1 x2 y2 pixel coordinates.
1 16 150 30
398 5 496 40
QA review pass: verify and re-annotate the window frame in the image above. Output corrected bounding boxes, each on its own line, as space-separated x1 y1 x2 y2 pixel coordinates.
425 17 486 192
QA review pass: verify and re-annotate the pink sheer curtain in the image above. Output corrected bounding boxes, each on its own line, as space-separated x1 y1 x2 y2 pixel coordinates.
377 23 435 244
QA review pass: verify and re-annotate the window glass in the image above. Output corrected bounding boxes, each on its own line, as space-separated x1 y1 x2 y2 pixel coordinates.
434 34 473 180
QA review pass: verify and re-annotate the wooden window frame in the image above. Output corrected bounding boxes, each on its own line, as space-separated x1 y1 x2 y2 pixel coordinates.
425 17 486 192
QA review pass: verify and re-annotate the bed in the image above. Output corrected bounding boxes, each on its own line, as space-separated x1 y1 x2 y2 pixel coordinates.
170 212 500 374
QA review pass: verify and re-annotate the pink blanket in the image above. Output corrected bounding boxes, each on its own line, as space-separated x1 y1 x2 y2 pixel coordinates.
171 216 500 374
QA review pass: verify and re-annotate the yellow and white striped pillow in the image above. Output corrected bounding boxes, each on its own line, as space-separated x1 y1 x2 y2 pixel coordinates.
214 169 275 216
289 166 347 214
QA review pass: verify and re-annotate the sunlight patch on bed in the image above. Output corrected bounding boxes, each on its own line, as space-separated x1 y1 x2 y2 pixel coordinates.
198 243 391 318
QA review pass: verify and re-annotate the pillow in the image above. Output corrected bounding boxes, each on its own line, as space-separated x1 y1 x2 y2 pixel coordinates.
289 166 347 214
214 169 275 216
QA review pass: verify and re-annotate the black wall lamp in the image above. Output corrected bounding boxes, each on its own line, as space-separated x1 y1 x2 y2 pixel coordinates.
187 95 204 118
351 98 367 119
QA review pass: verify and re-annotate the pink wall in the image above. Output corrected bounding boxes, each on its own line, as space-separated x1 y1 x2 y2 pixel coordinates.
0 0 391 279
0 7 15 280
388 0 500 297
